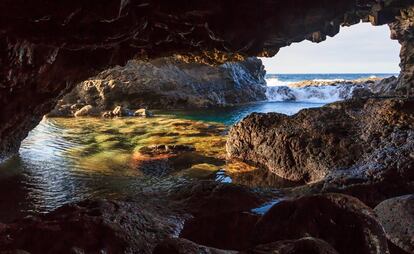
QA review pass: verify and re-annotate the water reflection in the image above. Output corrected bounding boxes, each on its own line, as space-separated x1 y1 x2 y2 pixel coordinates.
0 102 320 222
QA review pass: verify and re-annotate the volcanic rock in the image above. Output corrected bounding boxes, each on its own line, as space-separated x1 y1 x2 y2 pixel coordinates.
374 195 414 253
227 98 414 184
50 57 267 115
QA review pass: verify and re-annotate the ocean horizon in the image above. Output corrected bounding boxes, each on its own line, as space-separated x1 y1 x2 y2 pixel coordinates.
265 73 398 87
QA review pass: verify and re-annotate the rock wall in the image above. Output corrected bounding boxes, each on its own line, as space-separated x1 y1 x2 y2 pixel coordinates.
390 5 414 95
49 57 266 116
1 0 412 159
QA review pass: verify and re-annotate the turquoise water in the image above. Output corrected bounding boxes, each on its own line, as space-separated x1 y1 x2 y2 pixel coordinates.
159 101 325 125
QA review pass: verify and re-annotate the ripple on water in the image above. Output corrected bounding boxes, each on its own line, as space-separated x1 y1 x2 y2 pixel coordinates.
0 102 313 222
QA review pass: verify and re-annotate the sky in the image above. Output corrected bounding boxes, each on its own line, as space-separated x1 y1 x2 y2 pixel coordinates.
260 22 401 74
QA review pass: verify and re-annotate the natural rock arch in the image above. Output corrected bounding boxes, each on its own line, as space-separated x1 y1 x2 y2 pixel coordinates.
0 0 413 159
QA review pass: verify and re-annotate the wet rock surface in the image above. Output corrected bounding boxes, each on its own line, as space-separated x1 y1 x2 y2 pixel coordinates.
227 98 414 184
48 57 267 117
374 195 414 253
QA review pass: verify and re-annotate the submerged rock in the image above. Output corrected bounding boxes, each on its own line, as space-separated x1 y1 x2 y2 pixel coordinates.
227 98 414 185
374 195 414 253
253 193 389 254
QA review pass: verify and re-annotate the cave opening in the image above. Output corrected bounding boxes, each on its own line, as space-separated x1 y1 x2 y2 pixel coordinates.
0 1 413 253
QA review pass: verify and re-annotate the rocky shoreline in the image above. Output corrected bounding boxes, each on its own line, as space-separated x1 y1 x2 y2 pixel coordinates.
48 57 267 118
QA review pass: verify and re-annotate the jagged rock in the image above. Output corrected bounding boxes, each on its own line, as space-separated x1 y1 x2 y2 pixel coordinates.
50 57 267 115
374 195 414 253
253 193 389 254
390 6 414 96
227 98 414 184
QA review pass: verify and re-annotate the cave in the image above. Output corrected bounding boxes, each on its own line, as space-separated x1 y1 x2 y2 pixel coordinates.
0 1 413 253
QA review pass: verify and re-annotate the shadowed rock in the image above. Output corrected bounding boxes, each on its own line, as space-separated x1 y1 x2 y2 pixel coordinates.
246 237 340 254
252 193 389 254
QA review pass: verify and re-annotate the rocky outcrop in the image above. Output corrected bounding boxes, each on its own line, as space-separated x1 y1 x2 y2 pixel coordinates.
265 77 399 102
227 98 414 184
48 57 267 116
1 0 413 158
374 195 414 253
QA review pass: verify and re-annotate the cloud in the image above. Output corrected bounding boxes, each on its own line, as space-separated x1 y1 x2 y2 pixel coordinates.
260 22 401 74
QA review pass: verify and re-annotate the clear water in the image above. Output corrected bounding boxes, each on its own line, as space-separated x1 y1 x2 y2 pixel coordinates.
158 101 324 125
1 73 386 222
0 101 317 222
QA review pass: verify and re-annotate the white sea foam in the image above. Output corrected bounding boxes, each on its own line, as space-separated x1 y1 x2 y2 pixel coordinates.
266 77 295 87
266 84 357 103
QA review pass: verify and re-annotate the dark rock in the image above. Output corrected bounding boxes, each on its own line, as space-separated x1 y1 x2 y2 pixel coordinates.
246 237 339 254
180 212 260 250
374 195 414 253
153 237 235 254
227 98 414 184
0 199 182 254
390 6 414 96
171 180 266 217
253 193 389 254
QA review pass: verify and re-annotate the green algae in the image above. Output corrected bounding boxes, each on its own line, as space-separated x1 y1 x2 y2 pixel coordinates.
49 115 228 177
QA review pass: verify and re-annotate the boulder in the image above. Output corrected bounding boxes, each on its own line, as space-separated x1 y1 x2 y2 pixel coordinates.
227 98 414 184
253 193 389 254
73 105 99 117
374 195 414 253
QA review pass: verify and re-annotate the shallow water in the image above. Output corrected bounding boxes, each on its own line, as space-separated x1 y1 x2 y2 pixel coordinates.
0 101 320 222
158 101 324 125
